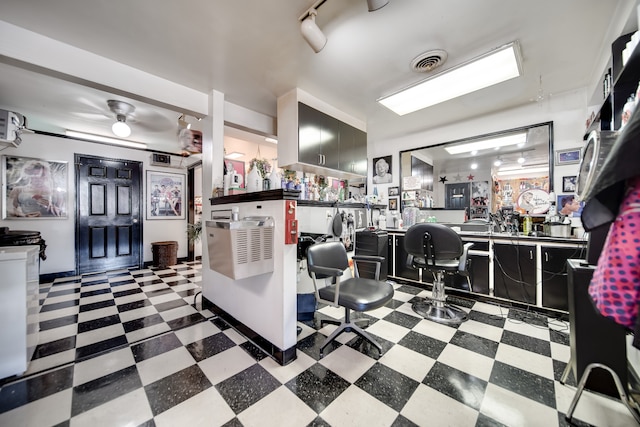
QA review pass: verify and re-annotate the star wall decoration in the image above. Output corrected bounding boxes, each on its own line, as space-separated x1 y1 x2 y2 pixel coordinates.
467 174 475 181
454 174 463 182
439 176 448 184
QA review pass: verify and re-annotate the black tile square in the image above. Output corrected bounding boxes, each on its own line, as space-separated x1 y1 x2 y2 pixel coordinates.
391 414 420 427
238 341 269 361
46 288 81 299
132 271 156 278
80 278 109 287
489 360 556 408
216 364 280 414
144 288 173 298
549 329 570 346
40 299 80 312
468 309 507 329
450 330 499 358
423 361 487 410
71 365 142 417
383 311 421 329
144 364 212 416
346 333 394 358
123 313 165 333
166 313 206 330
385 299 405 309
117 299 152 313
297 332 341 360
33 336 77 359
395 285 423 295
0 366 73 413
507 309 548 328
79 288 111 298
75 335 128 360
78 314 121 334
79 299 116 313
154 298 187 312
354 363 419 411
397 331 447 360
175 288 199 298
131 333 183 363
139 278 165 287
165 279 190 287
112 288 143 299
185 333 236 362
500 330 551 357
109 278 138 287
40 314 78 331
285 363 350 413
157 272 179 278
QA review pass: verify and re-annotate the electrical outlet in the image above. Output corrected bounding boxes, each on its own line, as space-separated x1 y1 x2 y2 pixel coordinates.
326 210 333 219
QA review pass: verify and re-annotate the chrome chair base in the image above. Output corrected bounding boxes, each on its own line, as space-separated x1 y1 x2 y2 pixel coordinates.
412 298 468 326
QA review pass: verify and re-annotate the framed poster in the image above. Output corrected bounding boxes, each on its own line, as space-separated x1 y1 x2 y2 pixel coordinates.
388 186 399 197
225 159 245 188
388 196 399 211
562 175 577 193
558 194 584 217
372 155 393 184
2 155 68 219
147 171 185 219
555 148 582 165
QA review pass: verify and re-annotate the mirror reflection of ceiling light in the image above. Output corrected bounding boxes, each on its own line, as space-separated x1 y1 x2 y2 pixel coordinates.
496 166 548 176
493 158 502 167
517 155 526 164
225 152 244 159
444 132 527 155
378 41 522 115
470 162 478 170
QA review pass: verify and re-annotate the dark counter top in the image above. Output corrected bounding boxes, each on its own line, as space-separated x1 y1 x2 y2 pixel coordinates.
210 189 300 205
383 227 587 245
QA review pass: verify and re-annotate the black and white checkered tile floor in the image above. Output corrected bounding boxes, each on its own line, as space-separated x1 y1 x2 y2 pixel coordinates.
0 261 636 426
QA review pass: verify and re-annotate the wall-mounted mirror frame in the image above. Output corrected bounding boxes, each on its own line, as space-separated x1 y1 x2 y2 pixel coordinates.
399 122 554 216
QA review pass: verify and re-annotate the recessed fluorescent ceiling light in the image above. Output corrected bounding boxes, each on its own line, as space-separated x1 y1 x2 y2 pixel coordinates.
444 132 526 155
66 130 147 149
378 42 522 115
225 152 244 159
496 166 548 176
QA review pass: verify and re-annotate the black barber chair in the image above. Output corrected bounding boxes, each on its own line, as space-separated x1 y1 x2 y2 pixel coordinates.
404 223 473 326
306 241 394 358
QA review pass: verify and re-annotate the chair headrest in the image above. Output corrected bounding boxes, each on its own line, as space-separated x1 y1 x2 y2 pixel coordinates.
404 223 463 259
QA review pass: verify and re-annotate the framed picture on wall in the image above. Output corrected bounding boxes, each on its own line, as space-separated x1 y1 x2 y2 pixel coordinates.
562 175 577 193
388 196 399 211
372 155 393 184
147 171 186 219
388 186 399 197
555 148 582 165
2 155 68 219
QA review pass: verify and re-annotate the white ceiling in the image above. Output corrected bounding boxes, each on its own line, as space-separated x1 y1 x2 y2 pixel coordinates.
0 0 634 161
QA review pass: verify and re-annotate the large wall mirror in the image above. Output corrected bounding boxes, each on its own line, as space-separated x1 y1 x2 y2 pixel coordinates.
399 122 553 218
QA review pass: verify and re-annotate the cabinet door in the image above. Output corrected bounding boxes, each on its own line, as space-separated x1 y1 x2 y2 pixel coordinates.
493 243 537 304
298 103 323 165
394 235 420 281
387 235 395 277
542 246 585 311
339 122 367 175
321 114 340 170
467 240 490 294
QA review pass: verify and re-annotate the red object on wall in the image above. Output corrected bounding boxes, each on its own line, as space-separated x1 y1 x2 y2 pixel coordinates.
285 200 298 244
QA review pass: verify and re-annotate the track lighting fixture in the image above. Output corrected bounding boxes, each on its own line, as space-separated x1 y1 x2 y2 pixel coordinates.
300 8 326 53
367 0 389 11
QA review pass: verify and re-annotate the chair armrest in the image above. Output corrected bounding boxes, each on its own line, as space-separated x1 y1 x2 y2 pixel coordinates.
351 255 384 263
308 264 344 278
457 242 474 275
351 254 385 280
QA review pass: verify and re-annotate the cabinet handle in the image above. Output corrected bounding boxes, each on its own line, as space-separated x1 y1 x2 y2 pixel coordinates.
545 252 549 262
530 250 533 260
317 154 322 165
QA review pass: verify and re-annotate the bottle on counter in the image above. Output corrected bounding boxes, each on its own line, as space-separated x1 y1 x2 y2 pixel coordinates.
523 213 532 236
246 162 261 193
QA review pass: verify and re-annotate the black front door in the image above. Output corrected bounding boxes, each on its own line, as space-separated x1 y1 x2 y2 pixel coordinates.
445 182 470 209
76 154 143 274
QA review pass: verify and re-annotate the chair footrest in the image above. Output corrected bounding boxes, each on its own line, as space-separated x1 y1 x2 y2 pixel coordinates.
412 298 468 326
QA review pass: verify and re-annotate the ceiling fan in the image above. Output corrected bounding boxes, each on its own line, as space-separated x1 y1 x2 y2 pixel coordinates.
71 98 175 136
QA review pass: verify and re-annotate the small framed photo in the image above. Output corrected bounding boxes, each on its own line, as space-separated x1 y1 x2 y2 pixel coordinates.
388 186 399 197
388 196 399 211
555 148 582 165
562 175 577 193
147 171 186 219
2 155 68 219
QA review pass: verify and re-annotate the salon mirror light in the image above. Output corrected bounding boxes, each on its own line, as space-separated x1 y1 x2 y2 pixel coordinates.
399 122 553 215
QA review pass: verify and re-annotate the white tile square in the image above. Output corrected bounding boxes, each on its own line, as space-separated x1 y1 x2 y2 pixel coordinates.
73 347 136 386
38 305 79 322
77 305 119 323
458 319 503 342
118 305 158 323
411 318 457 343
260 351 316 384
237 386 317 427
495 342 554 379
113 292 147 306
136 347 196 385
321 385 398 427
438 344 494 382
75 323 125 348
154 387 235 427
148 292 180 305
70 388 152 427
320 345 376 383
363 318 410 343
38 323 78 344
503 318 550 341
480 383 560 427
198 346 256 385
174 321 221 345
379 344 435 382
0 389 72 427
125 322 171 343
402 384 479 426
158 304 198 322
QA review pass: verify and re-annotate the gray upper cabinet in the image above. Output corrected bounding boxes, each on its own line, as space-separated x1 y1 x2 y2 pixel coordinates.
277 89 367 179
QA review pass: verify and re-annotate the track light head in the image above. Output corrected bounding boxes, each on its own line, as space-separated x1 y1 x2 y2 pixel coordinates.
300 9 327 53
367 0 389 11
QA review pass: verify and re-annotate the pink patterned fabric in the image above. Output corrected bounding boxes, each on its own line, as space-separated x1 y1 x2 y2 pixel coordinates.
589 176 640 329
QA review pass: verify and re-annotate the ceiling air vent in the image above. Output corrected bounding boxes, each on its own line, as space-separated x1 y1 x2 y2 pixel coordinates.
411 49 448 73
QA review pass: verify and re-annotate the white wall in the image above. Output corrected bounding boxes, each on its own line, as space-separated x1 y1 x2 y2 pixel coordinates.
368 88 589 199
0 132 188 275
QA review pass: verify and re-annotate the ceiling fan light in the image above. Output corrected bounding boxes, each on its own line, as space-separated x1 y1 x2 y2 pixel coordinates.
112 117 131 138
300 10 327 53
367 0 389 12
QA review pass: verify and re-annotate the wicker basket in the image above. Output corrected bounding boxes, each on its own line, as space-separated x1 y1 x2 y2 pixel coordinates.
151 241 178 268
